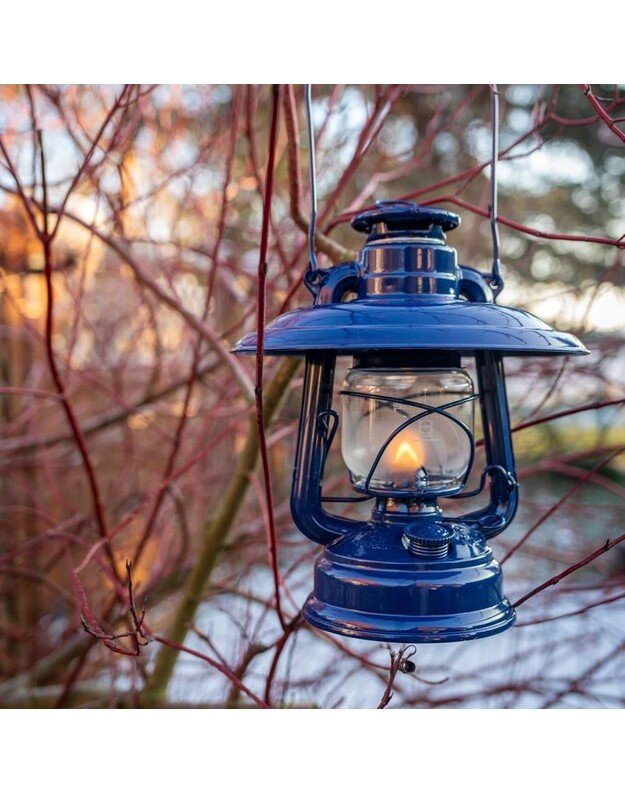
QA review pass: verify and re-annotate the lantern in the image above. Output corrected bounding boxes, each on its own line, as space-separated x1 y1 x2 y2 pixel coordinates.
234 201 587 643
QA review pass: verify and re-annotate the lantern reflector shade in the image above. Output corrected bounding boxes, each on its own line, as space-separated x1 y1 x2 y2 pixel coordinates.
233 299 588 357
302 522 516 643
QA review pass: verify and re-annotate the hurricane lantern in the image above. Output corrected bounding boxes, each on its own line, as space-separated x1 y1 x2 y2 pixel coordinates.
234 201 588 643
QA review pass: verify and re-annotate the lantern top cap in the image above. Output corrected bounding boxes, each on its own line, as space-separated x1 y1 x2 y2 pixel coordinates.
352 200 461 236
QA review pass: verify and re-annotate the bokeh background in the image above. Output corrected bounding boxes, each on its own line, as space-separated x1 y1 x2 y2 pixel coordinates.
0 84 624 708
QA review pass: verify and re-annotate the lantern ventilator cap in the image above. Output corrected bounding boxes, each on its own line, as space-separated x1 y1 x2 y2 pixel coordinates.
352 200 461 235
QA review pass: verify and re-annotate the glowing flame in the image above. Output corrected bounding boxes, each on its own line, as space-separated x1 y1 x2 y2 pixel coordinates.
388 436 424 474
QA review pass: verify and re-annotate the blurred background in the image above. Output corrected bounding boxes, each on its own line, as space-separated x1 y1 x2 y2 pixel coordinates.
0 84 624 708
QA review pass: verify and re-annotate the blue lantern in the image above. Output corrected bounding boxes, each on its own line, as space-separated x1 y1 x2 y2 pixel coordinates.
234 201 588 643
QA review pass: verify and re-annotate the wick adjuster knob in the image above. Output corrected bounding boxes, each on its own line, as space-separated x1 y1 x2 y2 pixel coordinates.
402 523 455 559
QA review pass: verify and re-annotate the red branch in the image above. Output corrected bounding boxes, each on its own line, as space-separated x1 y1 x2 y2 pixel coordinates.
79 560 268 707
418 194 625 249
501 446 625 563
514 530 625 609
263 614 302 706
152 636 269 709
508 397 625 437
516 589 625 627
581 84 625 144
133 89 242 568
474 397 625 449
254 85 287 630
328 192 624 250
35 130 119 580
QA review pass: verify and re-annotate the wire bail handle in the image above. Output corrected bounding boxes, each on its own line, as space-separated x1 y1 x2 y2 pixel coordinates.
304 84 321 297
489 84 504 299
303 84 505 300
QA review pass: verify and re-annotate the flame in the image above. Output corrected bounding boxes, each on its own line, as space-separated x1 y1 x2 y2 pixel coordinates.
389 436 424 473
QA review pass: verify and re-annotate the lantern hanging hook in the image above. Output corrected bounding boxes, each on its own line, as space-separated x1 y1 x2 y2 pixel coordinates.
304 84 321 298
489 84 504 299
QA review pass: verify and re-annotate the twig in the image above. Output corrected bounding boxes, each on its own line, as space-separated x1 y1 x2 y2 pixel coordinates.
581 84 625 144
501 446 625 563
516 590 625 627
35 129 120 581
151 635 268 709
514 531 625 609
377 646 416 709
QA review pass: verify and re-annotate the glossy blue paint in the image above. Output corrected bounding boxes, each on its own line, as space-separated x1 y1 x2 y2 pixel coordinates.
303 521 515 643
233 295 587 357
233 202 588 643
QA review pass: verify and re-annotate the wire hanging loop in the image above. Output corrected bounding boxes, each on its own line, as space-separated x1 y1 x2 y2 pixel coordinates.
304 84 322 299
488 84 504 300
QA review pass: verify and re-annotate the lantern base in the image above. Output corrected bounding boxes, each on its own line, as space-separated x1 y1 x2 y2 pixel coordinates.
302 522 516 643
303 597 515 643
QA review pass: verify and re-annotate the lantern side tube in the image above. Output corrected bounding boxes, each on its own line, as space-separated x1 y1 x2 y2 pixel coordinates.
290 354 363 545
447 351 518 540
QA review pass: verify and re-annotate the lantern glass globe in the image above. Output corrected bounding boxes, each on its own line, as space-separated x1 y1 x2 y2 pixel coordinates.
340 367 475 496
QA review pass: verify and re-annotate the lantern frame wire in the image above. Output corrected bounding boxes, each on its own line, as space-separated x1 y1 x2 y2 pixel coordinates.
318 383 517 505
450 464 517 500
